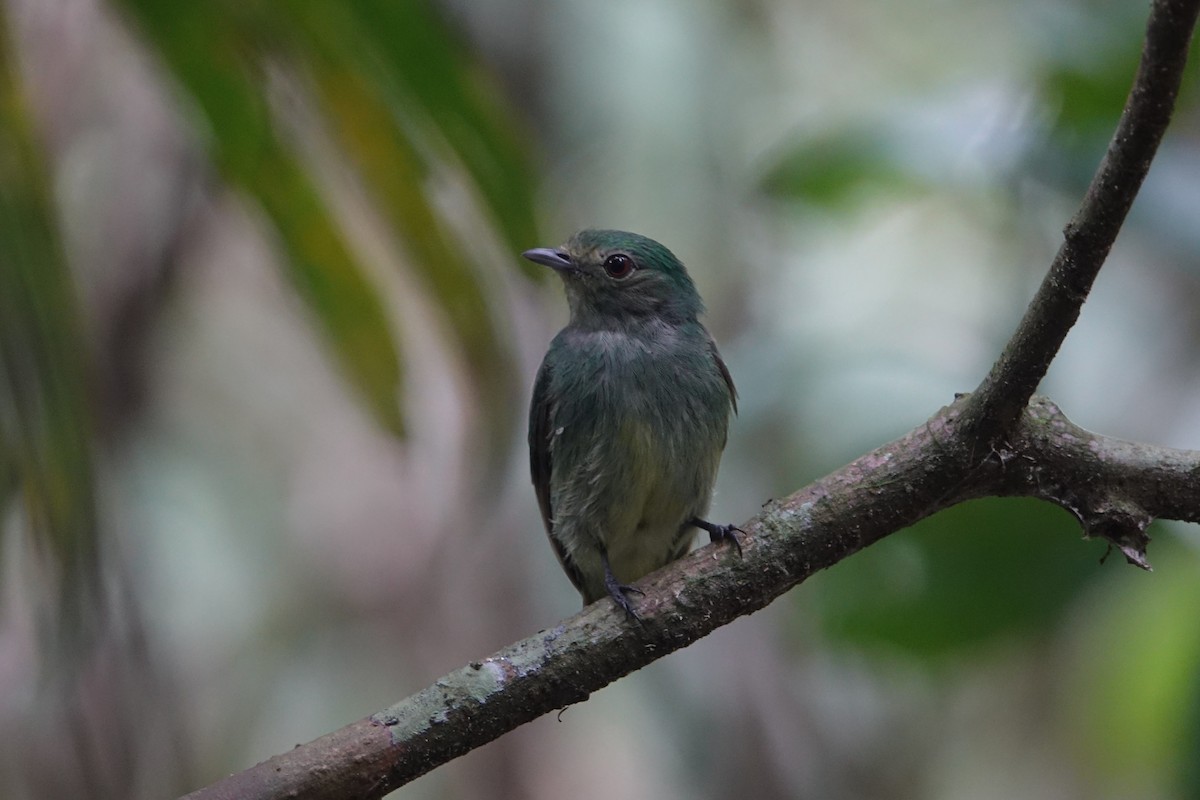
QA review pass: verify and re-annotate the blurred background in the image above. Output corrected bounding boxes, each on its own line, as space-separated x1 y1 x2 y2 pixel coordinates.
2 0 1199 798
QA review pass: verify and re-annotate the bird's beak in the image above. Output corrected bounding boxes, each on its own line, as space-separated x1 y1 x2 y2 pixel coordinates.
522 247 574 272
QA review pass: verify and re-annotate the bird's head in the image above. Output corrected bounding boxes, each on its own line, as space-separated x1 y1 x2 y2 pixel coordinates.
523 229 703 326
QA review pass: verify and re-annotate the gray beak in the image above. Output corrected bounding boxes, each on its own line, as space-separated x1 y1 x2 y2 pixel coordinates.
522 247 574 272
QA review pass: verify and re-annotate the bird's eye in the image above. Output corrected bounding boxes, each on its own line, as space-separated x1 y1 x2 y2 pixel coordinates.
603 253 635 279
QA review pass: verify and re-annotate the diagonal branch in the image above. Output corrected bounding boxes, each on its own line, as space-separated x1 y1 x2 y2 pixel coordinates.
962 0 1200 441
179 1 1200 798
181 398 1200 800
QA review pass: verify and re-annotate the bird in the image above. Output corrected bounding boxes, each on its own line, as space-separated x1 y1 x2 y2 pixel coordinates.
524 229 739 618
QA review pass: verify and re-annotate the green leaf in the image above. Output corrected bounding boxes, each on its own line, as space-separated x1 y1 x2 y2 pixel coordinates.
116 0 406 435
284 3 524 440
1043 62 1138 140
340 0 540 261
761 128 924 210
807 498 1104 656
1066 538 1200 789
116 2 545 447
0 15 100 630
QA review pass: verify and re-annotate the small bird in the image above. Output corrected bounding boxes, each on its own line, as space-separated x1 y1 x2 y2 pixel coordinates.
525 229 739 617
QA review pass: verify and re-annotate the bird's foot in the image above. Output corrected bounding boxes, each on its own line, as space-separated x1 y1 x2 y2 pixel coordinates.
690 517 744 558
602 552 644 622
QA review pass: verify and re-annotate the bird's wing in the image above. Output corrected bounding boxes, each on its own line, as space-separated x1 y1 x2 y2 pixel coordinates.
528 358 588 596
709 339 738 414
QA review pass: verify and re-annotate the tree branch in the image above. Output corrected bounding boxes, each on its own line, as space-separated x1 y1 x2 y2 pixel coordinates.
958 396 1200 568
962 0 1200 441
179 0 1200 797
183 398 1200 800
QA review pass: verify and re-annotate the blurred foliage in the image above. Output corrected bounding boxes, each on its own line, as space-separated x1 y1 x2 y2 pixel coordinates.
1069 538 1200 794
1043 54 1143 141
1 0 542 645
113 0 541 438
809 498 1101 656
761 127 928 210
761 0 1200 662
2 0 542 614
1031 16 1200 200
113 0 405 436
756 8 1200 792
1 0 1198 798
0 12 99 633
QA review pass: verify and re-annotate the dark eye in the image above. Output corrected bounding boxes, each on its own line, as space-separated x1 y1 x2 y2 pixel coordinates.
603 253 635 279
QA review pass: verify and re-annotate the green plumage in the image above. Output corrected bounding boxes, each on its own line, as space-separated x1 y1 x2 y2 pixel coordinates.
525 230 737 614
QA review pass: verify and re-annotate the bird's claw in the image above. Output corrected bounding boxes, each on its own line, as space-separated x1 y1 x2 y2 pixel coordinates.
602 552 644 622
690 518 744 558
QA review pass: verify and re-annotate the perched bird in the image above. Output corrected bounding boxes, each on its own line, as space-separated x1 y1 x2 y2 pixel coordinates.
524 229 739 617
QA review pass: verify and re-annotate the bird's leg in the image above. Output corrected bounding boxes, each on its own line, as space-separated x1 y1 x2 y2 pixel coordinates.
690 517 744 557
601 549 643 621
